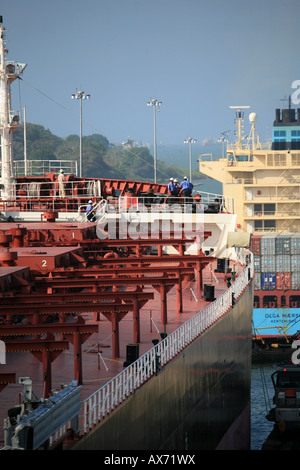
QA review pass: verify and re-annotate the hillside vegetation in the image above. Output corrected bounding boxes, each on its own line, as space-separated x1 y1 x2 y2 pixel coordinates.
12 123 200 183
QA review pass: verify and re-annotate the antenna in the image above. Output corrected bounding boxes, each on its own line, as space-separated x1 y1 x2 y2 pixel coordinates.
229 106 250 149
218 130 230 159
280 95 292 109
246 112 261 151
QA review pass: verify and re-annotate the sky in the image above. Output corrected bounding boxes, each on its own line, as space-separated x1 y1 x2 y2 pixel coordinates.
2 0 300 147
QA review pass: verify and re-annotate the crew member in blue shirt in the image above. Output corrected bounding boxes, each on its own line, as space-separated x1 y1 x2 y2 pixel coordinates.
180 176 193 197
168 178 176 195
173 179 180 196
86 199 94 221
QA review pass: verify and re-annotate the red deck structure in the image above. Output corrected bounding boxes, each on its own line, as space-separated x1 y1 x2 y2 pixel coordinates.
0 219 239 446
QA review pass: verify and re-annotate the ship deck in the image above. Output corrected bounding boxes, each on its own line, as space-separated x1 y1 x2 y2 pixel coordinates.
0 257 243 444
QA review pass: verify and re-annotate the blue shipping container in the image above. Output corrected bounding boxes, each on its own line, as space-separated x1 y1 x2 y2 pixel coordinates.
261 272 276 290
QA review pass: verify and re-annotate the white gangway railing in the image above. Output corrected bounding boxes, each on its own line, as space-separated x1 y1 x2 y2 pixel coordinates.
82 256 253 433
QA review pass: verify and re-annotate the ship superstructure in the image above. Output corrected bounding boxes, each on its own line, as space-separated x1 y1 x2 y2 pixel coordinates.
199 103 300 234
199 102 300 350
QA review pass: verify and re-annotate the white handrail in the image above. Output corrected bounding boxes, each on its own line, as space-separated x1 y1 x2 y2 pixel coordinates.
118 192 233 214
79 199 107 222
1 181 233 216
82 257 253 433
13 160 78 177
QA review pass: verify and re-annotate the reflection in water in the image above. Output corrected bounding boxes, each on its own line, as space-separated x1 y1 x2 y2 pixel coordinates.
251 363 275 450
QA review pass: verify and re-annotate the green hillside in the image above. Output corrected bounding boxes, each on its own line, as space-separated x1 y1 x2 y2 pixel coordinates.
12 124 203 184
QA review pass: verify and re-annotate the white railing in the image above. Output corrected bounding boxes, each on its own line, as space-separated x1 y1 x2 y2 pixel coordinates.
226 142 271 152
12 179 101 199
0 179 102 211
82 257 253 433
118 191 234 215
1 184 234 216
13 160 78 177
80 199 107 222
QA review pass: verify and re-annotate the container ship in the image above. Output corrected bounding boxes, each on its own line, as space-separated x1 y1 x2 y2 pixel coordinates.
0 16 254 450
199 101 300 356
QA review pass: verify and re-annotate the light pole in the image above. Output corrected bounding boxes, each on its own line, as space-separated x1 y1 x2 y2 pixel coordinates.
147 98 162 183
71 90 90 178
184 137 197 182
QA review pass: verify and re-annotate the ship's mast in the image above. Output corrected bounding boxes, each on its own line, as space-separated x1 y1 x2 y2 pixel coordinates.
246 112 261 151
229 106 250 150
0 16 26 199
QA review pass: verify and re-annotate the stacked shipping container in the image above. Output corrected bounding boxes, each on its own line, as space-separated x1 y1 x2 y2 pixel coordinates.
250 233 300 291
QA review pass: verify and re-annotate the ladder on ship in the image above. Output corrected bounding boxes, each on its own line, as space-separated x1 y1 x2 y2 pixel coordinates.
279 202 299 216
280 215 300 232
81 199 107 222
274 170 300 231
279 169 295 184
279 186 298 200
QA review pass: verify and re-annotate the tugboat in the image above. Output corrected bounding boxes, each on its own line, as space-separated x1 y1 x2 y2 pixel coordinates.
262 362 300 449
266 363 300 433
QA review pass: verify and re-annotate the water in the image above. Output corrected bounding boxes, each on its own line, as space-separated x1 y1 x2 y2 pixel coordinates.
192 178 222 196
157 142 222 175
251 363 276 450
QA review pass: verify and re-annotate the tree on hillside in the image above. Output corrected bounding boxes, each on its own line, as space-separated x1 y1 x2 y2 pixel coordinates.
12 123 63 161
102 145 155 181
10 122 199 182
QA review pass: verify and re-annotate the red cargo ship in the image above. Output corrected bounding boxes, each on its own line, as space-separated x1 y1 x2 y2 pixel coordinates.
0 16 254 451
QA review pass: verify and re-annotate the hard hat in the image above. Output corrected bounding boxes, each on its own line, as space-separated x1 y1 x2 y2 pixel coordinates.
88 200 92 203
184 176 187 179
60 169 64 173
170 177 173 180
174 179 177 183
